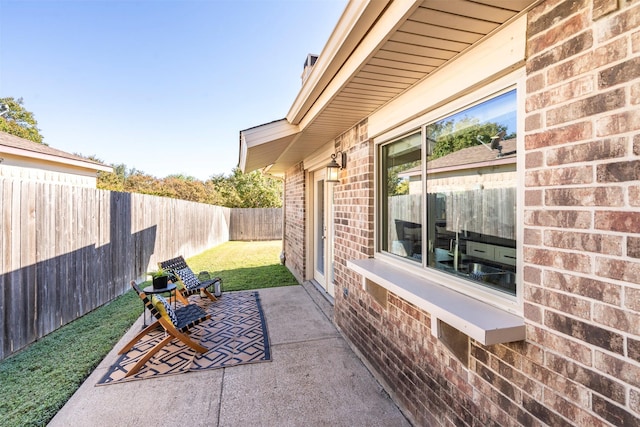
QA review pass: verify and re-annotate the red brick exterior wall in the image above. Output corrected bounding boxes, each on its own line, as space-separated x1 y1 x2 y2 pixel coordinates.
283 162 306 283
333 120 375 291
523 1 640 425
326 1 640 426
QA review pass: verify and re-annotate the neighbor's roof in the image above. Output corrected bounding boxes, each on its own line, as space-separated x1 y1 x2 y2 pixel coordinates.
398 138 517 179
0 131 113 173
428 138 517 172
239 0 538 176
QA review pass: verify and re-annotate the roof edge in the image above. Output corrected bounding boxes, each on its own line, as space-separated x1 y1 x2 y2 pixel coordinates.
0 132 113 173
239 119 300 173
285 0 392 125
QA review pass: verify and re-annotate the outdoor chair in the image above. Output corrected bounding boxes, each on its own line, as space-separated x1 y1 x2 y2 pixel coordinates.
159 256 222 304
119 280 210 378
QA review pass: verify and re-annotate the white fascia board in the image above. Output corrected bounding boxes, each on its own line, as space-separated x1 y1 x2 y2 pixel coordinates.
239 119 300 173
303 142 336 172
286 0 390 125
368 14 528 139
240 119 299 148
0 145 113 173
296 0 421 131
288 0 421 130
239 132 248 172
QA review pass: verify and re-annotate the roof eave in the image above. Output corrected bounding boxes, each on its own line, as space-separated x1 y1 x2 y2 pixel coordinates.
286 0 393 125
239 119 300 173
0 145 113 173
239 0 537 175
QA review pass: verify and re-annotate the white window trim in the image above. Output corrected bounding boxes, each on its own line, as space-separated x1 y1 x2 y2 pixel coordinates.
347 69 526 345
373 69 525 146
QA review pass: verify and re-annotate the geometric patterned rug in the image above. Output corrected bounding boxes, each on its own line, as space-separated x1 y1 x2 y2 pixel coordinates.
96 291 271 385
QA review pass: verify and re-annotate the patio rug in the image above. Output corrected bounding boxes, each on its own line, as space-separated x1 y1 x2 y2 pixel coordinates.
97 291 270 385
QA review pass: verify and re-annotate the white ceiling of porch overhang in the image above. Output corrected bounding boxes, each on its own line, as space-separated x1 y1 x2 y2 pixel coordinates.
242 0 538 175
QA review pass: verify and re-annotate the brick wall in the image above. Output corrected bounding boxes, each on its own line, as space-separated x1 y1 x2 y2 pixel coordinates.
283 162 305 283
333 120 374 296
330 1 640 426
523 0 640 425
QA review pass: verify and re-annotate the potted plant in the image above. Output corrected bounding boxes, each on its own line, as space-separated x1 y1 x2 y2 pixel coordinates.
148 267 170 289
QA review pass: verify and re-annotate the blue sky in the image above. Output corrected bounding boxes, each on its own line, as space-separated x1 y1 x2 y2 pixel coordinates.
0 0 346 180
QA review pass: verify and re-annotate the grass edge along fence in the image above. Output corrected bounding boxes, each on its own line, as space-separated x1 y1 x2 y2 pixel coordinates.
1 179 281 362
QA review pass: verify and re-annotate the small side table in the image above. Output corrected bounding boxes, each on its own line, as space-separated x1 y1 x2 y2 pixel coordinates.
142 283 177 327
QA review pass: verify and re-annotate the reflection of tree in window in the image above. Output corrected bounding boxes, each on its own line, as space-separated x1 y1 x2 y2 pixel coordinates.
428 117 514 160
424 89 518 296
380 132 422 261
387 160 419 196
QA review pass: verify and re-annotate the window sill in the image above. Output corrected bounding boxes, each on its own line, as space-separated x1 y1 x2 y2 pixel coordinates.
346 258 525 345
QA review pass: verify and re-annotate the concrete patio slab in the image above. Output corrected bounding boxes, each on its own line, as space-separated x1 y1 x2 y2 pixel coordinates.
48 284 410 427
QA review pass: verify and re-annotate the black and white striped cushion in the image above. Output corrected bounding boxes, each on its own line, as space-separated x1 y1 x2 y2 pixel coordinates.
176 267 200 290
154 294 178 326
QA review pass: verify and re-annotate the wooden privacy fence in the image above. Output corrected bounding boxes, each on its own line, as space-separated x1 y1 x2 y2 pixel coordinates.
230 208 282 241
0 179 231 361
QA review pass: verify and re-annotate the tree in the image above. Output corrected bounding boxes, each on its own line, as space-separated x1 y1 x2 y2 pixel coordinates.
94 161 222 204
428 117 512 160
209 168 282 208
0 97 45 144
123 171 162 195
157 175 217 204
92 158 280 208
386 161 418 197
96 163 127 192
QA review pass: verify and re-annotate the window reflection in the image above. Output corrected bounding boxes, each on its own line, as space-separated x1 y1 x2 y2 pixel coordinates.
381 132 422 262
426 90 517 295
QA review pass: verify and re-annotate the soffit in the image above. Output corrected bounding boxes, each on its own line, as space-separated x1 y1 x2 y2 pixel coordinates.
246 0 538 175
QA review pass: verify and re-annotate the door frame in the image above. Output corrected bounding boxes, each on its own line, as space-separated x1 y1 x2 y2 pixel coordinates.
309 168 335 298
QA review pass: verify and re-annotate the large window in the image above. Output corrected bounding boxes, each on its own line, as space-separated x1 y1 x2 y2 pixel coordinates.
379 89 518 296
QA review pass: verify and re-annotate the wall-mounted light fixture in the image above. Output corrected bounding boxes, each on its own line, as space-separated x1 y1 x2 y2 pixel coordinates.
326 151 346 183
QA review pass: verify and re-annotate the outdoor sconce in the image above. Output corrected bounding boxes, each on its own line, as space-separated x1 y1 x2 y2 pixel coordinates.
326 151 346 183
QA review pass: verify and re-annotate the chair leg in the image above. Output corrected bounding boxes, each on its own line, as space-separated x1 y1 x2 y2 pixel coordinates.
202 288 217 302
159 318 208 353
175 290 190 305
170 328 208 354
118 320 161 354
125 334 174 378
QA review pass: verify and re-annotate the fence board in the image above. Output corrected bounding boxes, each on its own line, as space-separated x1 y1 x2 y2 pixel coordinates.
22 181 37 346
0 181 5 355
230 208 282 241
37 183 55 337
9 180 25 354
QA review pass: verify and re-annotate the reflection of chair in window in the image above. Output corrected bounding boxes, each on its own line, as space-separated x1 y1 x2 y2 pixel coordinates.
393 219 421 258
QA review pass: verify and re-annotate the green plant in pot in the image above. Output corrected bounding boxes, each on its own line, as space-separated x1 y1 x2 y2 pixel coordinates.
148 267 170 289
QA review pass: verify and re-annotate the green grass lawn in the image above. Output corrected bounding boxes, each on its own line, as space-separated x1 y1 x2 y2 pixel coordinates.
188 240 298 291
0 240 297 427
